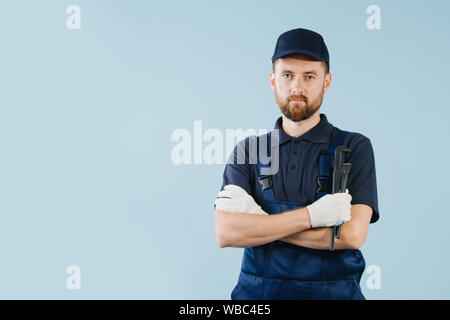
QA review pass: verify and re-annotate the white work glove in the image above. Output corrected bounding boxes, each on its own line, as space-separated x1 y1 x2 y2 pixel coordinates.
306 189 352 228
214 185 268 215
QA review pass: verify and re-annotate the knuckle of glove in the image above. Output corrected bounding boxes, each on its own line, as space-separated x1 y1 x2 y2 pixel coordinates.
224 184 248 196
217 190 231 199
214 200 228 212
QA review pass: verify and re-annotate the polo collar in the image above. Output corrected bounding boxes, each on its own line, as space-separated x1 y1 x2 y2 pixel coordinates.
272 113 334 145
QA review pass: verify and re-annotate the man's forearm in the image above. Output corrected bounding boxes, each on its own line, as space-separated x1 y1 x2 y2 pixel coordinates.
279 204 372 250
215 207 310 248
279 222 354 250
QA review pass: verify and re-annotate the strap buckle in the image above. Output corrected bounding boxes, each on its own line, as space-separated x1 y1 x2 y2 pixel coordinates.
317 176 331 193
259 176 273 191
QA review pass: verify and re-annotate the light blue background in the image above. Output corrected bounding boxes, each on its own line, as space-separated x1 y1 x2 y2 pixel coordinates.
0 0 449 299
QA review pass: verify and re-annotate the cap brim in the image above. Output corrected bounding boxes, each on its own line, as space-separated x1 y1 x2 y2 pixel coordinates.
271 49 325 63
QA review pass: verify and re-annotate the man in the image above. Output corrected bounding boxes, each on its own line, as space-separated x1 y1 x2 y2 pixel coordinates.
214 28 379 300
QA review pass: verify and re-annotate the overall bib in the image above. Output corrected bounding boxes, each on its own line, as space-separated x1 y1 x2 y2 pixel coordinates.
231 128 366 300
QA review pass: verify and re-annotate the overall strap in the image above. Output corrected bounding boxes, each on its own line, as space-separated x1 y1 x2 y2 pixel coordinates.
257 132 276 202
316 128 349 200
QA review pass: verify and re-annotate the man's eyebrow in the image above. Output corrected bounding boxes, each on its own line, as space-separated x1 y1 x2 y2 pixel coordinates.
279 69 318 75
280 69 294 74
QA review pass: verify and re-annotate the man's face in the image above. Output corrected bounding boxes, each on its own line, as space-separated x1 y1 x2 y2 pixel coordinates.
270 54 331 122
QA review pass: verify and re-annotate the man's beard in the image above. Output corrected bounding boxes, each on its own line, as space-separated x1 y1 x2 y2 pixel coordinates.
275 87 324 122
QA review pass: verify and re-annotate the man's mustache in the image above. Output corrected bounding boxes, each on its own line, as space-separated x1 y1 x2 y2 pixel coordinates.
289 95 307 101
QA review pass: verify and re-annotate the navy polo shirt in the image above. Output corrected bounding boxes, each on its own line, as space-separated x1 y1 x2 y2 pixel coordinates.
219 113 379 223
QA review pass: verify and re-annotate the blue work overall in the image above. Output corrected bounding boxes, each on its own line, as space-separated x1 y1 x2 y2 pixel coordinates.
231 128 366 300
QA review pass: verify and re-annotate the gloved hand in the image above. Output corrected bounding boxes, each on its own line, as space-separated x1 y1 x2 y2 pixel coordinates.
214 185 268 215
306 189 352 228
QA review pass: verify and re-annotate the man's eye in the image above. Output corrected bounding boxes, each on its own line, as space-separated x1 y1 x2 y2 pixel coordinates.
282 74 292 79
306 75 314 80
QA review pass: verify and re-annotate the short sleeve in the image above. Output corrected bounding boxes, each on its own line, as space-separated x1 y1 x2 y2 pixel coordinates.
346 136 380 223
219 137 255 197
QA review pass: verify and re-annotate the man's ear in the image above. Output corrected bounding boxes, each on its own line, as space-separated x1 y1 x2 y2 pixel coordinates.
323 72 332 93
270 71 275 90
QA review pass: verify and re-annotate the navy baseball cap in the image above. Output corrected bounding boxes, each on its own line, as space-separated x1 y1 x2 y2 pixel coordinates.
271 28 329 68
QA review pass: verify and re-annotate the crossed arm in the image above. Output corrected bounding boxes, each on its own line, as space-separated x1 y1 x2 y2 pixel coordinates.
214 204 372 250
280 204 372 250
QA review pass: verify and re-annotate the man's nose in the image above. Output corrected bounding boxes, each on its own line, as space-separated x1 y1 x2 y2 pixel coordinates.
291 79 304 95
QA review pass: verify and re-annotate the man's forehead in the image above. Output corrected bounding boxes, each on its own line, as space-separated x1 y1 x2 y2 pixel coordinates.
275 56 322 72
